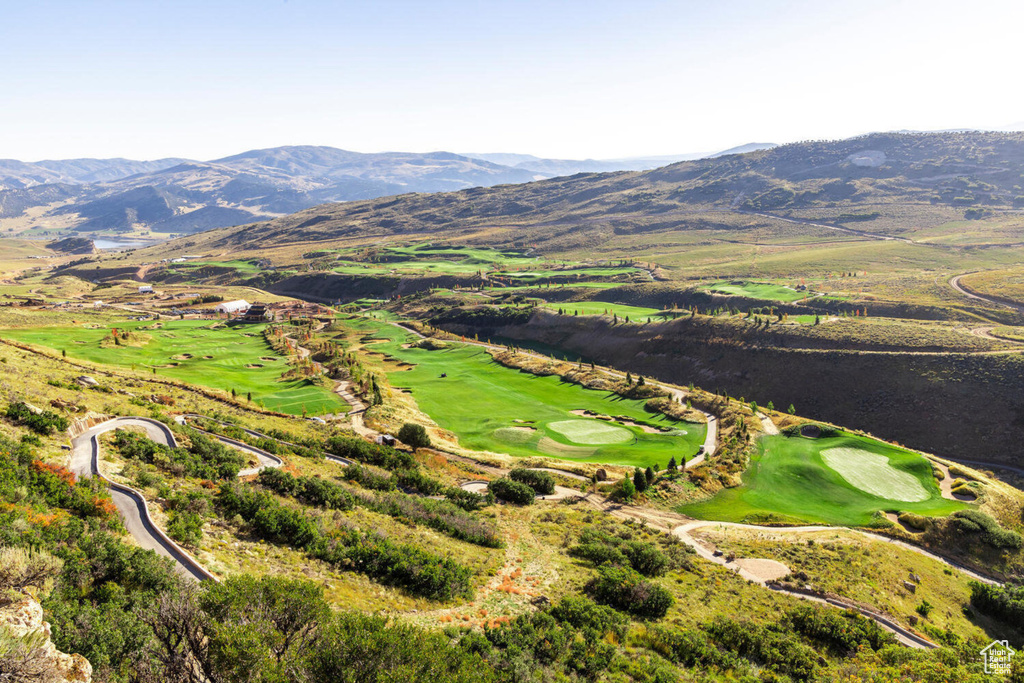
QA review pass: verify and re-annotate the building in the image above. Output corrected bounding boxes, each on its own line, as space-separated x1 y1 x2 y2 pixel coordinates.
138 285 153 294
241 304 268 322
215 300 250 315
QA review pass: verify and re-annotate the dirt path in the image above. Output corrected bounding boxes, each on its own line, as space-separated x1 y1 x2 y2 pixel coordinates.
738 210 912 243
950 273 1024 313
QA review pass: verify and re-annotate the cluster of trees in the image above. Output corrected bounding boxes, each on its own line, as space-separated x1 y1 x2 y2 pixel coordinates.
508 467 555 495
218 481 473 600
260 468 501 548
488 477 535 505
113 428 246 481
587 565 674 619
571 527 674 577
257 467 357 510
970 582 1024 626
5 402 69 436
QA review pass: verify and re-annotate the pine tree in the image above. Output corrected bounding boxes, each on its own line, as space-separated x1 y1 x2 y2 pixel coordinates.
637 376 645 386
247 391 252 402
625 372 633 385
668 456 677 471
633 467 648 493
644 466 654 485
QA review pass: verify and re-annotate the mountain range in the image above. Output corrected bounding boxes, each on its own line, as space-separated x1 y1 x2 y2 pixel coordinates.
169 130 1024 254
0 143 775 237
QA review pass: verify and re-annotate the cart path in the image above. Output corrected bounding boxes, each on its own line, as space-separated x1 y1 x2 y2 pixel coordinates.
950 273 1024 313
70 416 286 582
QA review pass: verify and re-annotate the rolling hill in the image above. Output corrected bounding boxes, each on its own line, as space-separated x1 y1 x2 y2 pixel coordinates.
163 130 1024 256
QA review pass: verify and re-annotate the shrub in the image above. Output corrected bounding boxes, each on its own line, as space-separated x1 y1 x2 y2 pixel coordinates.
5 402 69 436
397 423 431 449
166 510 203 547
508 468 555 495
947 509 1022 549
322 435 415 470
587 565 673 619
488 477 535 505
343 463 395 492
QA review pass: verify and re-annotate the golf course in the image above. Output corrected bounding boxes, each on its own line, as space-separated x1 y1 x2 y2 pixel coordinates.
539 301 667 319
3 320 345 416
680 431 966 526
707 281 813 302
352 319 704 468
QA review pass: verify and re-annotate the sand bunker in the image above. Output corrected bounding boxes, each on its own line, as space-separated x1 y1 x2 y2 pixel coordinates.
202 355 213 359
171 354 193 360
493 426 537 444
569 409 679 435
821 447 929 502
259 356 278 361
245 364 264 369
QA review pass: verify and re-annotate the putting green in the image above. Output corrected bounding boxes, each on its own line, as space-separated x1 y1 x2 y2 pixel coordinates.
680 432 965 526
547 419 632 445
821 447 929 502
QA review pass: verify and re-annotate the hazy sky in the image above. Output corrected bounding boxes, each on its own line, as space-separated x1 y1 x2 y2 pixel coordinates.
3 0 1022 161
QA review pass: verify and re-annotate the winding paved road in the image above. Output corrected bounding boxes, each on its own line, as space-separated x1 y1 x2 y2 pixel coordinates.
70 416 287 582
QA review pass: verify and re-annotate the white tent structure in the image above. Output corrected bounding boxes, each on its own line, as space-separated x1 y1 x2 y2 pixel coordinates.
215 300 250 315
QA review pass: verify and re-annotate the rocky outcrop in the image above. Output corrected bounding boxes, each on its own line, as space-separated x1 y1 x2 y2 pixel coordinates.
0 593 92 683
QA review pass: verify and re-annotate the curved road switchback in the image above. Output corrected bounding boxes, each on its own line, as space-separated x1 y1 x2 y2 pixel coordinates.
950 273 1024 314
71 416 288 582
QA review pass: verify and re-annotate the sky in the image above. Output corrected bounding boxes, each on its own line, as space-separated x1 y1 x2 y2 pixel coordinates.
2 0 1023 162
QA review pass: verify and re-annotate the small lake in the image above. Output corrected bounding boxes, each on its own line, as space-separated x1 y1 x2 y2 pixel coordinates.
93 239 153 250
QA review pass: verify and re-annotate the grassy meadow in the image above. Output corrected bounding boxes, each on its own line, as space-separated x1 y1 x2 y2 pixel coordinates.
2 319 344 415
681 432 965 526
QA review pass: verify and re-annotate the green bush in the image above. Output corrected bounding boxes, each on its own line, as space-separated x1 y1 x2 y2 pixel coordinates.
398 423 431 449
509 468 555 495
587 565 673 619
166 510 203 547
5 402 69 436
323 435 415 469
488 477 535 505
947 509 1022 549
113 429 245 480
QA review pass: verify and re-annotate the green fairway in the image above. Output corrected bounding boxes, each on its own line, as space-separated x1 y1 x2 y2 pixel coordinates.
347 319 704 468
707 281 812 302
540 301 666 320
3 320 344 416
333 244 540 276
680 432 965 526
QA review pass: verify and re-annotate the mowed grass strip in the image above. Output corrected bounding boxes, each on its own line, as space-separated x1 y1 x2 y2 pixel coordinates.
2 320 344 416
706 281 812 302
540 301 666 320
680 433 966 526
350 319 704 469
